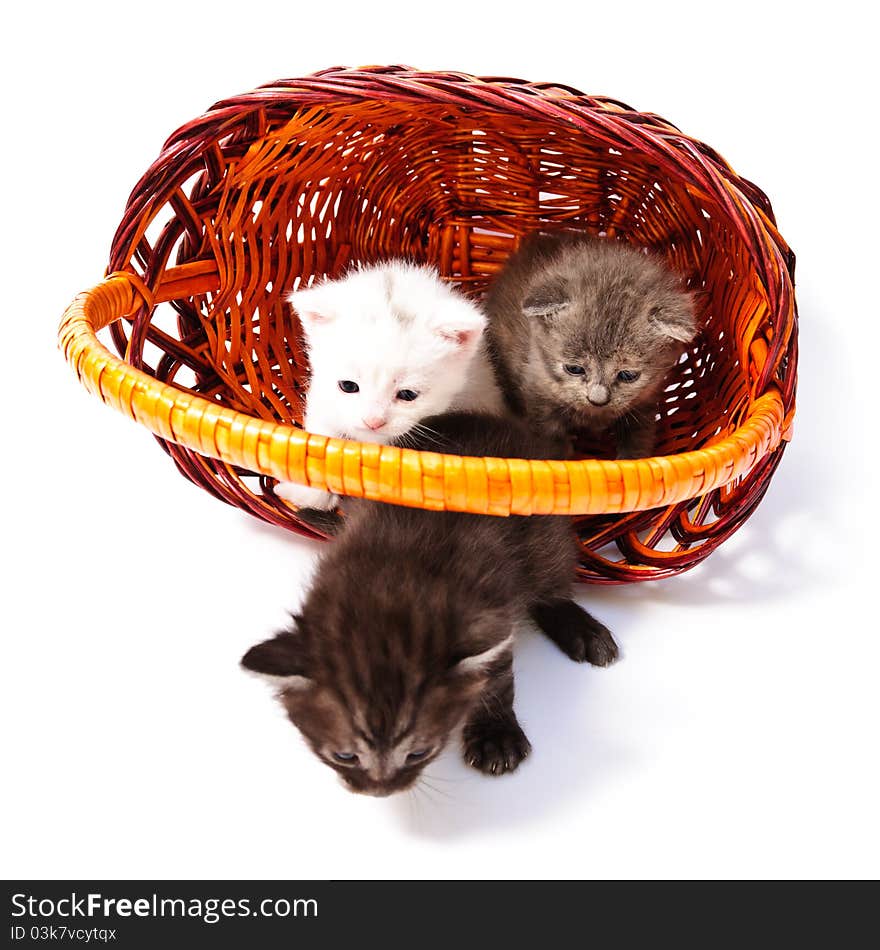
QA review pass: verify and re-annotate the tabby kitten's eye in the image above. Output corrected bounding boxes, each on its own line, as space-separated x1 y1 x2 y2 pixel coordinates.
406 749 430 762
396 389 419 401
333 751 359 763
338 380 359 394
617 370 641 383
563 364 586 376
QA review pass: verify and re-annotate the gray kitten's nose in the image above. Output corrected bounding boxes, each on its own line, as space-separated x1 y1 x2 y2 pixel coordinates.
587 384 610 406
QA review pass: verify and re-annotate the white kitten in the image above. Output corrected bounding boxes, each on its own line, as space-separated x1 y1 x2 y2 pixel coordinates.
276 261 503 509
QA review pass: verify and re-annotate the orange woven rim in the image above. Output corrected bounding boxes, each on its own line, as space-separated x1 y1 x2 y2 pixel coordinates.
58 66 797 584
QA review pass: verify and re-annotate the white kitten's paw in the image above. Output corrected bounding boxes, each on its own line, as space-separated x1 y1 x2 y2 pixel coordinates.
274 482 337 510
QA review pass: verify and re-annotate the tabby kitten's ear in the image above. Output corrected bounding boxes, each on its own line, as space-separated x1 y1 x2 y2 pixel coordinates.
451 635 514 678
648 297 697 344
241 620 311 689
422 635 514 721
522 277 570 320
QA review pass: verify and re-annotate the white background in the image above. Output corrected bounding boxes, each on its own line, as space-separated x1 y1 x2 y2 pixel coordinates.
2 1 877 880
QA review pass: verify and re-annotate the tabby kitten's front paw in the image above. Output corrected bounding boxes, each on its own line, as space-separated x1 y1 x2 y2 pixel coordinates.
462 716 531 776
274 481 337 511
530 599 619 667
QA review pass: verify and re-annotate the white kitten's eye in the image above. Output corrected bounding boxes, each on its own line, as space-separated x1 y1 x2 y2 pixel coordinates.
617 370 641 383
338 380 359 394
396 389 419 401
563 364 586 376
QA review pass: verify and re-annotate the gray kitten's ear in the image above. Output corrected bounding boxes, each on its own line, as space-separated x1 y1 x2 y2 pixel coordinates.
241 621 311 689
649 300 697 344
522 278 570 320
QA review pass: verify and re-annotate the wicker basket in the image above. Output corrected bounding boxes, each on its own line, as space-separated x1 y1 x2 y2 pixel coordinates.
59 65 797 584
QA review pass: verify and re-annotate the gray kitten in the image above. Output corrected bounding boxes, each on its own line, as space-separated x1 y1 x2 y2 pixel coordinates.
485 232 697 458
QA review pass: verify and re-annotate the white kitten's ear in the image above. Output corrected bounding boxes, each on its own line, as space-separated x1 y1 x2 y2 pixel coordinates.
649 300 697 344
431 300 486 350
289 285 336 333
522 278 570 320
241 622 312 690
451 635 514 677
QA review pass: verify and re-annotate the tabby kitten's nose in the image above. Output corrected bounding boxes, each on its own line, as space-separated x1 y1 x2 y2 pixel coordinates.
363 415 387 430
587 384 610 406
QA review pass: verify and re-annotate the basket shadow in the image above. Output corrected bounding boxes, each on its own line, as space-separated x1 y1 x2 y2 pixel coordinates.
587 447 826 610
389 629 635 839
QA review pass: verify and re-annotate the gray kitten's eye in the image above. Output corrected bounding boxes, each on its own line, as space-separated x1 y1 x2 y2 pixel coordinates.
396 389 419 401
338 380 359 394
333 751 359 763
617 370 641 383
406 749 430 762
563 364 586 376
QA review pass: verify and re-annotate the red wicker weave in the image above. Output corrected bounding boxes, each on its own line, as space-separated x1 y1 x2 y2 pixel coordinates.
60 65 797 584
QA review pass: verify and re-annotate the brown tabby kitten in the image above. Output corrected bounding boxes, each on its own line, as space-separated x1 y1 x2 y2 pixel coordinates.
485 232 697 458
243 412 618 796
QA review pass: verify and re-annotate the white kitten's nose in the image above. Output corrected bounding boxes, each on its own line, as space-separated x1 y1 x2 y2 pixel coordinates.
362 415 387 431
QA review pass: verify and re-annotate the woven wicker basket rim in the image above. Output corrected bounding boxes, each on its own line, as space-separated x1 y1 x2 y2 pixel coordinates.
59 268 786 517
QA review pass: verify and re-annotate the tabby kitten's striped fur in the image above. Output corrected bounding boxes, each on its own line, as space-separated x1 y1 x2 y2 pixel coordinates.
243 412 618 796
